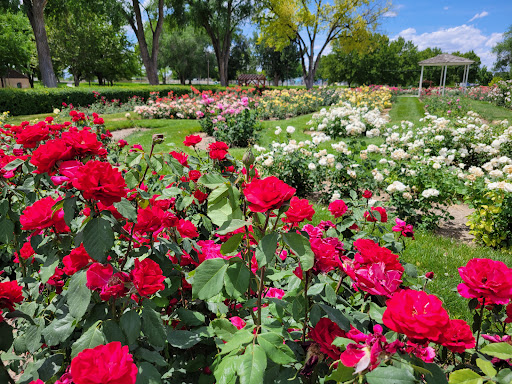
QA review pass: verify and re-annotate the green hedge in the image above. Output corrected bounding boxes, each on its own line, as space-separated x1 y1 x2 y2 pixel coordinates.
0 85 230 116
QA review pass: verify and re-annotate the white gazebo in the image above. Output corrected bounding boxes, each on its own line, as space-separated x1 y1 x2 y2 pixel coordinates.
418 54 474 96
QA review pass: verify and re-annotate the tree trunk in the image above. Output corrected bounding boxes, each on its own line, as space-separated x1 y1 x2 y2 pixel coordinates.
24 0 57 88
73 73 80 87
304 72 314 89
273 74 280 86
180 75 185 85
128 0 164 85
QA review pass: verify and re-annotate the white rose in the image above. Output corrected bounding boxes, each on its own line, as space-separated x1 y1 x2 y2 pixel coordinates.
286 126 295 134
308 163 316 171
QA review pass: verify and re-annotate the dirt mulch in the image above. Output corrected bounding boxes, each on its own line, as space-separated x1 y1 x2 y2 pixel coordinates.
435 204 475 244
195 132 216 151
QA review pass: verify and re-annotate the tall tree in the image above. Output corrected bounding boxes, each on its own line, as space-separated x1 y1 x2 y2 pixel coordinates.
158 25 211 84
256 37 300 86
228 33 257 80
493 25 512 78
0 12 35 86
22 0 58 87
188 0 253 86
257 0 386 89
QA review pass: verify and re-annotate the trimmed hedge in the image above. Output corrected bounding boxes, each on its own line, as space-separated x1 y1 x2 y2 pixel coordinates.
0 85 230 116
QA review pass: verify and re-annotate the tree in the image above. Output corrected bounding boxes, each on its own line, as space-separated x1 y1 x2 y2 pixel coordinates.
0 12 35 86
493 25 512 78
228 33 257 81
188 0 253 86
22 0 58 87
257 0 386 89
256 36 300 85
158 25 211 84
476 65 493 85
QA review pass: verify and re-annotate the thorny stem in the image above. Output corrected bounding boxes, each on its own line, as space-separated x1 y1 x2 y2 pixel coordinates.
302 270 310 343
335 271 347 294
256 266 266 328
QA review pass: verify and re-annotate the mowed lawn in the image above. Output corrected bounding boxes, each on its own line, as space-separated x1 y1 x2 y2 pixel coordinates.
7 96 512 320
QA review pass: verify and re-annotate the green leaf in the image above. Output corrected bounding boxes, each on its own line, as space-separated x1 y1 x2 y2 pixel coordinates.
325 364 354 382
199 173 227 188
368 302 385 323
114 198 138 221
220 330 253 355
210 318 238 341
40 252 59 283
37 354 64 382
0 322 13 351
167 330 202 349
221 232 244 255
135 348 167 367
481 342 512 359
238 344 267 384
217 219 249 235
121 310 141 346
3 157 25 171
24 321 43 353
42 314 75 346
0 217 14 244
225 260 250 300
496 369 512 384
476 358 497 378
192 258 229 300
214 355 240 384
71 320 105 358
366 366 416 384
4 309 35 325
255 232 279 267
63 196 78 226
318 304 350 331
282 232 314 271
142 306 166 348
83 217 114 263
176 308 205 326
423 363 449 384
136 362 163 384
257 333 295 365
331 337 355 348
448 369 484 384
102 320 127 345
67 270 91 321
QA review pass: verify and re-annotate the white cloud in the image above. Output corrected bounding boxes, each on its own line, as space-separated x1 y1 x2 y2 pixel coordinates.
383 11 398 18
394 25 501 68
443 6 449 10
468 11 489 22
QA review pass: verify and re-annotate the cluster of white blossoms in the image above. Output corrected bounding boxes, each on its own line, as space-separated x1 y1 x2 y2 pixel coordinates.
307 103 387 138
421 188 440 198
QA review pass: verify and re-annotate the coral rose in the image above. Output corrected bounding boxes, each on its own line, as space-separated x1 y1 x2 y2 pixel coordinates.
457 258 512 305
383 289 450 343
73 161 127 206
70 342 138 384
244 176 295 212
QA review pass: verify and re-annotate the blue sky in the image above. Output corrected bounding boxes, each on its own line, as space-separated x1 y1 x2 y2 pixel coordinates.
378 1 512 68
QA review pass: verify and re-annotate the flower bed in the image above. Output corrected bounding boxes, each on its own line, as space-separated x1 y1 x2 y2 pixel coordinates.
1 110 512 383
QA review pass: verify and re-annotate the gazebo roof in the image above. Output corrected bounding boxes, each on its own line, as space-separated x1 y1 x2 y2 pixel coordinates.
419 54 475 67
237 74 266 81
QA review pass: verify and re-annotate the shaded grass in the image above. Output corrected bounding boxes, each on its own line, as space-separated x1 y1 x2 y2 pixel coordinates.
464 98 512 121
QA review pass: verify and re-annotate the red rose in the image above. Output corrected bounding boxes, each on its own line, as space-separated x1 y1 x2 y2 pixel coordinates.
309 318 346 360
177 219 199 238
284 197 315 223
346 262 402 298
364 206 387 222
311 237 343 274
457 258 512 305
0 280 24 311
183 134 202 147
353 239 403 272
20 196 69 232
61 129 106 157
188 170 201 181
16 123 50 148
328 200 347 218
439 319 475 353
383 289 450 343
16 241 35 262
73 161 127 206
70 342 138 384
30 139 74 174
170 151 189 167
229 316 246 330
131 258 165 297
86 263 113 291
63 244 93 275
47 267 66 293
362 190 373 199
93 117 104 125
194 189 208 204
100 272 130 301
243 176 295 212
133 206 163 234
506 302 512 323
118 139 128 148
209 141 229 160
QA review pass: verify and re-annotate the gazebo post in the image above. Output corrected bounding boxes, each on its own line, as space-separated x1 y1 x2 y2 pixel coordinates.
418 65 424 97
439 66 444 92
442 65 448 96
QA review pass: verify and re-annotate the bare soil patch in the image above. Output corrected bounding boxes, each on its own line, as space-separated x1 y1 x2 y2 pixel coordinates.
111 127 149 141
435 204 475 244
195 132 216 151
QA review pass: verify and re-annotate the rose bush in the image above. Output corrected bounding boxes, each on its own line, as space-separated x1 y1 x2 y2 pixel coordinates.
1 110 512 384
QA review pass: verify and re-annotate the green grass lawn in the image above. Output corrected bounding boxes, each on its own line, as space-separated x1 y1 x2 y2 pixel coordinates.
6 96 512 321
464 97 512 121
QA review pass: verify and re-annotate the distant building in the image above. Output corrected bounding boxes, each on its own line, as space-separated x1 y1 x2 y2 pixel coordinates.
1 70 30 88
